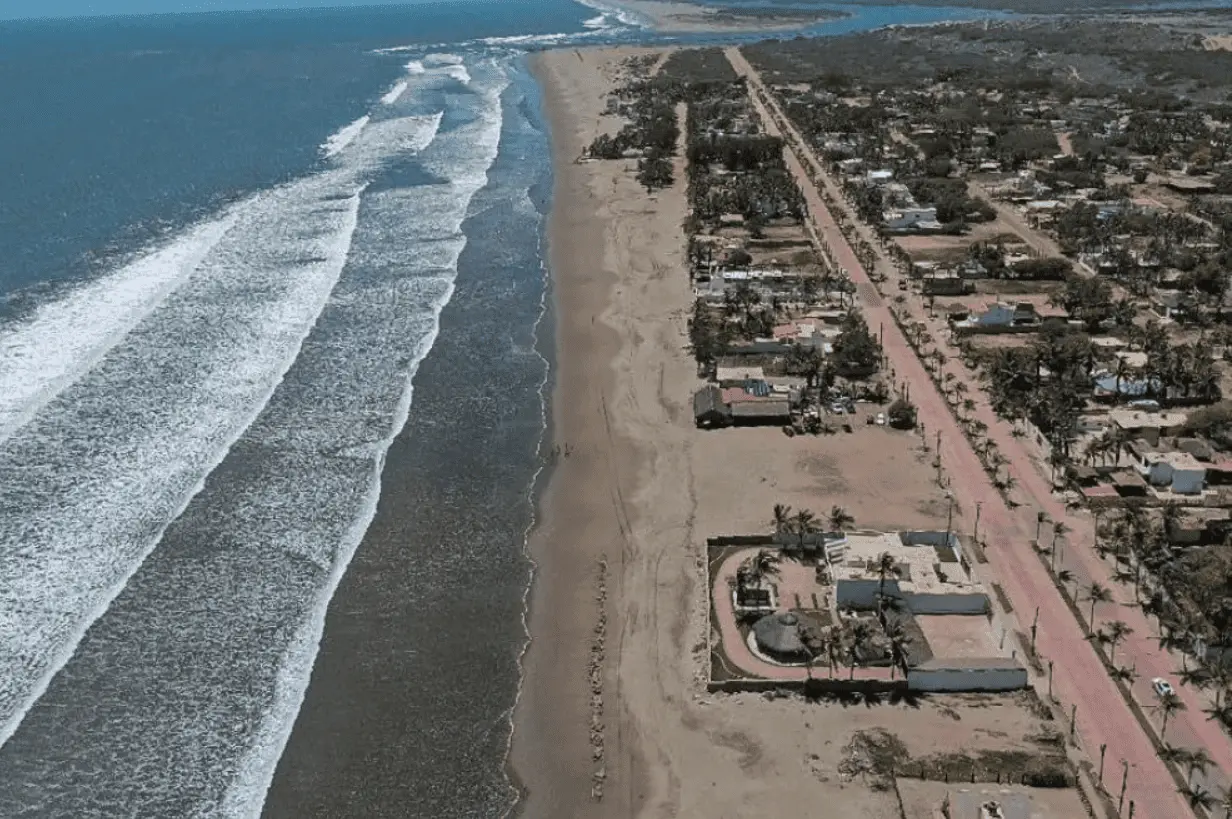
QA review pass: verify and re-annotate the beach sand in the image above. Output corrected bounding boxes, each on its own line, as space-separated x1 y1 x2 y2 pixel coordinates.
610 0 845 32
514 46 1003 819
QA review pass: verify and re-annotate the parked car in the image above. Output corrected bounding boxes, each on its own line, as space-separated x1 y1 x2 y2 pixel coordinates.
875 412 887 426
1151 677 1175 699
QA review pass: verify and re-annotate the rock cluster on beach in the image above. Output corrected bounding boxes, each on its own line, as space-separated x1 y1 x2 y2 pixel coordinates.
590 555 608 800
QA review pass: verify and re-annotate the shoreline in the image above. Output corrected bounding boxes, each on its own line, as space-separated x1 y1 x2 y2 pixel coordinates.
513 45 670 817
600 0 848 32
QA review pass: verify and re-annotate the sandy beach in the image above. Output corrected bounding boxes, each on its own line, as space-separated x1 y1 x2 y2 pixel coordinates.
513 46 1043 819
610 0 845 32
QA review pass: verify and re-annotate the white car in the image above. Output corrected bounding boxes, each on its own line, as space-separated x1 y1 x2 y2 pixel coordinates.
1151 677 1175 699
875 412 887 426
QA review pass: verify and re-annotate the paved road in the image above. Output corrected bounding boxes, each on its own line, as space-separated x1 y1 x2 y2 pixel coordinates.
726 46 1201 819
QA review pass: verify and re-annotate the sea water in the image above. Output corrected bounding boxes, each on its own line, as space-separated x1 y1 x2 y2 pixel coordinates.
0 1 1001 815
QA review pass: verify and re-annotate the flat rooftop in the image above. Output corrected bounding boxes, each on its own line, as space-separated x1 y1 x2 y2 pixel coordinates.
831 533 983 596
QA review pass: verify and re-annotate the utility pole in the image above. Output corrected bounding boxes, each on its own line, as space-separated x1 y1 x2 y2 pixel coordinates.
1118 760 1128 814
1098 743 1107 788
1030 607 1039 654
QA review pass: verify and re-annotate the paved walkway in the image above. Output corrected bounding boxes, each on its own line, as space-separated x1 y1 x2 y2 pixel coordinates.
726 46 1200 819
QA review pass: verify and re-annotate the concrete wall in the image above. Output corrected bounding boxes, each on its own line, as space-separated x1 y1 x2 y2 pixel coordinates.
836 578 902 609
907 666 1028 692
904 592 989 615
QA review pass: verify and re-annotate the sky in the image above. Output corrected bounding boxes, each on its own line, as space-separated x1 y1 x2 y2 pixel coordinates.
0 0 451 22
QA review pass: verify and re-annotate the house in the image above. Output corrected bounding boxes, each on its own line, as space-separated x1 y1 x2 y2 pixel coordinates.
1128 444 1207 494
951 302 1040 334
866 169 894 184
923 274 973 296
1108 408 1188 446
831 532 988 614
693 386 732 429
723 386 792 425
883 206 941 232
1165 508 1232 546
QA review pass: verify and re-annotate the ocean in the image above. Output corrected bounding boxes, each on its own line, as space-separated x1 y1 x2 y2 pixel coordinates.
0 1 998 816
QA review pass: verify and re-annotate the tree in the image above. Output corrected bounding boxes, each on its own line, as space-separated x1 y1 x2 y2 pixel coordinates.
887 397 917 429
1084 582 1113 629
1220 785 1232 819
792 508 819 552
884 619 913 680
829 505 855 533
772 503 793 535
847 620 873 680
1185 747 1214 786
833 311 882 375
1179 782 1215 812
1160 691 1187 740
752 549 781 582
1052 274 1115 333
1056 569 1076 598
1101 620 1134 666
1110 664 1139 685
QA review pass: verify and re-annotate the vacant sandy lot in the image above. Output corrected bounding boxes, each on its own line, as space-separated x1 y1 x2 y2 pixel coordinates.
898 779 1088 819
692 422 951 538
917 614 1004 659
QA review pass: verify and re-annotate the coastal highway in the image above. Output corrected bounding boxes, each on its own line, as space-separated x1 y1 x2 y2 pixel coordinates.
726 46 1199 819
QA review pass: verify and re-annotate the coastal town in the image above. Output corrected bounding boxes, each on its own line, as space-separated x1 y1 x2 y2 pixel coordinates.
521 15 1232 819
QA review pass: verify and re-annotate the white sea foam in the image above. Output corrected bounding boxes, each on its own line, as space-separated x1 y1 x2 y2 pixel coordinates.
573 0 649 29
583 13 608 28
320 114 369 158
442 64 471 85
380 80 408 105
0 177 367 751
404 59 425 74
218 58 512 817
0 211 237 445
0 49 519 813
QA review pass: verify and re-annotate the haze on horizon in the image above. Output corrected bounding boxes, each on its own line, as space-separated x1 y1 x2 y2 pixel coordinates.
0 0 480 22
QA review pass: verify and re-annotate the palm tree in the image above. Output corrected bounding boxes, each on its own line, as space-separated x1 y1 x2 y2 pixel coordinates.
772 503 794 535
1056 569 1077 598
1185 747 1214 786
1204 701 1232 728
1051 520 1069 560
1158 742 1188 765
792 508 819 552
1179 782 1216 812
847 620 873 680
1084 582 1112 630
1110 664 1139 685
884 619 913 680
1160 691 1187 740
829 505 854 533
1102 620 1134 666
752 549 781 582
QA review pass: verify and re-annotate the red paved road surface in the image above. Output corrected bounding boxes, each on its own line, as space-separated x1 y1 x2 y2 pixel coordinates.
726 46 1202 819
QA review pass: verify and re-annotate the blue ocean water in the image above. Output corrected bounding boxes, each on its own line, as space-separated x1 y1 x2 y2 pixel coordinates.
0 1 1005 816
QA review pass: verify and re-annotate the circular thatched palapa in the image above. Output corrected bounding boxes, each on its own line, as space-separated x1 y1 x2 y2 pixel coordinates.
752 611 807 660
